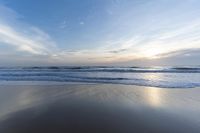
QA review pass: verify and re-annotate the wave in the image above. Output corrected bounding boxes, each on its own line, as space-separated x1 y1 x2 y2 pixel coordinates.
0 73 199 88
0 75 199 88
0 66 200 73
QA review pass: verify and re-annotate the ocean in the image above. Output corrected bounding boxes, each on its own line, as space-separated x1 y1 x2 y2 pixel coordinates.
0 66 200 88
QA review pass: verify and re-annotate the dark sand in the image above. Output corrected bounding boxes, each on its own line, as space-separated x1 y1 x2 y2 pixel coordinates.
0 84 200 133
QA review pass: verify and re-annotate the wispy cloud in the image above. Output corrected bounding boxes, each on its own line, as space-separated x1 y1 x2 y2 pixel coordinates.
156 48 200 59
0 24 57 55
0 4 21 23
97 18 200 61
0 4 57 55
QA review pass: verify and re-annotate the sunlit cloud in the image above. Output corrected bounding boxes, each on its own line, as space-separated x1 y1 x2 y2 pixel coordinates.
99 18 200 60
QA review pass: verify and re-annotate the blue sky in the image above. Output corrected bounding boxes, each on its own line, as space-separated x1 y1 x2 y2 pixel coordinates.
0 0 200 66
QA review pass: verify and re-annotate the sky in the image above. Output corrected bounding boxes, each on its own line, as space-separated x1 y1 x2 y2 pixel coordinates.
0 0 200 66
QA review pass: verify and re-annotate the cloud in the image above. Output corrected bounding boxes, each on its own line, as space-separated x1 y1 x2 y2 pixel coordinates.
99 17 200 60
156 48 200 59
108 48 127 54
0 4 57 55
150 49 200 66
111 48 200 66
0 24 57 55
0 4 21 23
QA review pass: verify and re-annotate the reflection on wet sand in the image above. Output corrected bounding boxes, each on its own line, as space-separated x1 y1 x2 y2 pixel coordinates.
0 84 200 133
146 88 162 107
143 73 164 107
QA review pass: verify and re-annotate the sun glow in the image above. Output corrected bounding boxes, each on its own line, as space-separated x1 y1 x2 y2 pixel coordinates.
139 46 166 59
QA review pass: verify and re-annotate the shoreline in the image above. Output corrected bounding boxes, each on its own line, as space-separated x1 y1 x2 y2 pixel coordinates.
0 81 199 89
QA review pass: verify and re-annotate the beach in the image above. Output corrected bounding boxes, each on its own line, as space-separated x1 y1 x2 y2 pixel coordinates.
0 0 200 132
0 84 200 133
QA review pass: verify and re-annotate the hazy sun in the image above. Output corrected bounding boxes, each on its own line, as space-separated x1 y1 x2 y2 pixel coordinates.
140 46 166 59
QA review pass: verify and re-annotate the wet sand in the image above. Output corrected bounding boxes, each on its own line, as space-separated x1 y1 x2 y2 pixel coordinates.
0 84 200 133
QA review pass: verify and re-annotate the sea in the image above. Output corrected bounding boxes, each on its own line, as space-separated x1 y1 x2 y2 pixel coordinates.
0 66 200 88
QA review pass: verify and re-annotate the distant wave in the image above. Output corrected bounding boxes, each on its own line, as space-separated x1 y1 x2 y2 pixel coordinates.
0 66 200 73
